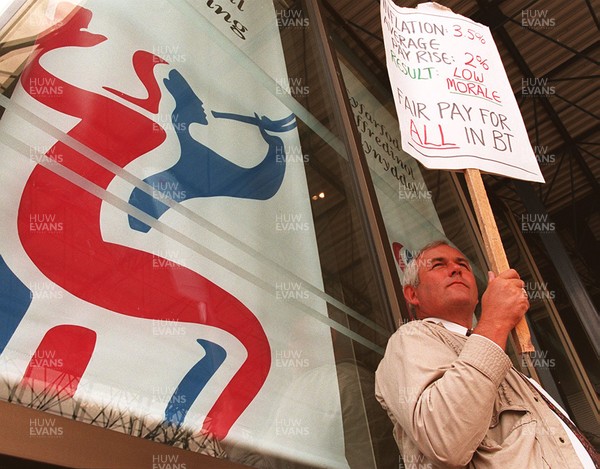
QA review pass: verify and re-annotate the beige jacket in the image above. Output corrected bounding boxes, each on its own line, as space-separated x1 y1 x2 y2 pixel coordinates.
375 320 584 468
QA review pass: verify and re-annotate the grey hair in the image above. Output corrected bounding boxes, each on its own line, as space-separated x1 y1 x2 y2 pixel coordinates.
401 240 453 317
401 240 452 288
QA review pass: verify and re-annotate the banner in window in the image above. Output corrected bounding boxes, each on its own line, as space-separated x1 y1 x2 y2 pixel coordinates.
0 1 348 467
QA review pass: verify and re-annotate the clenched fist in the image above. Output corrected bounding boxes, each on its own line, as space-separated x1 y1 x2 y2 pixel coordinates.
473 270 530 349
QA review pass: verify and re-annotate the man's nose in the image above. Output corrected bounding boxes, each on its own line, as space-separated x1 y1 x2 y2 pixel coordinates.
448 262 462 275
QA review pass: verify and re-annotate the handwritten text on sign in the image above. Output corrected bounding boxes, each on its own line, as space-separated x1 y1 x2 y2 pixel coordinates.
381 0 543 182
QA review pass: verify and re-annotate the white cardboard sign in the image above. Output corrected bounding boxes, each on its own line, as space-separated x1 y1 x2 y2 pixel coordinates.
381 0 544 182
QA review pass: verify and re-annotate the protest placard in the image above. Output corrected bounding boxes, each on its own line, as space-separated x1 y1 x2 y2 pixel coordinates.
381 1 538 353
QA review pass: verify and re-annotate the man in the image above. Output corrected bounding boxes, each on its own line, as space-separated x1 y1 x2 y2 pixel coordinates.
375 240 598 468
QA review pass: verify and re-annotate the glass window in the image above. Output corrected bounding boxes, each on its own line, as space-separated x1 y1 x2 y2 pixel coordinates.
333 29 491 309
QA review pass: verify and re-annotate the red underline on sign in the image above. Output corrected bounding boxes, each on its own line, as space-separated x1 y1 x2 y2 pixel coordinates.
448 91 501 105
411 142 461 150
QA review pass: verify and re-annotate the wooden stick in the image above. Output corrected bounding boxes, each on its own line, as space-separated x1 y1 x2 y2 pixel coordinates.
464 168 535 354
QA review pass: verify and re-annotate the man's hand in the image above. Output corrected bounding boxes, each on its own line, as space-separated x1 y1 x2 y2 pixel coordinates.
473 269 529 350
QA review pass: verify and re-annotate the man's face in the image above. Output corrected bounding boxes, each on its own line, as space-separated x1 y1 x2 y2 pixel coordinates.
404 244 479 319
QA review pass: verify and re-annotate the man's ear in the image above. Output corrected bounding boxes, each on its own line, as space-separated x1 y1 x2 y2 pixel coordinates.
403 284 419 308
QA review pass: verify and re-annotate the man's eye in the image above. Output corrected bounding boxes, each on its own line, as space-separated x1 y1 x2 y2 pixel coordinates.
431 262 443 269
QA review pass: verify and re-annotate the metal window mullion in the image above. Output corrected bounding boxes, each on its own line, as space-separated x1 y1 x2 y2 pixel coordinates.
304 0 404 332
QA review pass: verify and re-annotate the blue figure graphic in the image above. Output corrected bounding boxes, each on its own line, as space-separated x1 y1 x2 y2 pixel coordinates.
165 339 227 425
0 256 32 354
128 69 297 232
